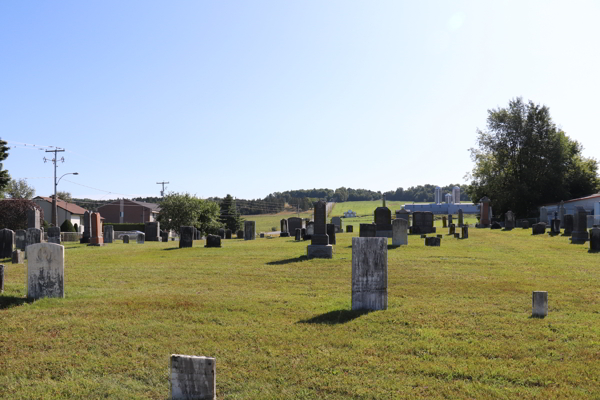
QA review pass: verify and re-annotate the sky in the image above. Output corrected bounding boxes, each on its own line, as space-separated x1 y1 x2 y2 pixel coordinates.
1 1 599 201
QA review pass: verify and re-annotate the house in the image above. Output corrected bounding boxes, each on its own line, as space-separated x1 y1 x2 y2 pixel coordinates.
33 196 89 229
343 210 357 218
542 193 600 225
97 199 161 224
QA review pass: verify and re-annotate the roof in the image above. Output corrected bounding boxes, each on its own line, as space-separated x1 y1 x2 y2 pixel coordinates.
543 193 600 207
34 196 89 215
98 199 161 213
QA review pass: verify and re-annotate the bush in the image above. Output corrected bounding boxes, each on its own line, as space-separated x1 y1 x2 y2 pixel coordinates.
0 199 44 231
103 223 145 232
60 219 76 232
74 223 79 232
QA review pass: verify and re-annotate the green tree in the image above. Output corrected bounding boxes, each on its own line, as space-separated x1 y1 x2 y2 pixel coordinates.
218 194 244 232
333 187 349 202
56 191 72 202
60 219 76 232
466 97 599 217
0 138 10 194
5 178 35 199
157 192 221 236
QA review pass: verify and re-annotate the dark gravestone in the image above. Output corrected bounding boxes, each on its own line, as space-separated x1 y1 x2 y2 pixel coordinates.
260 233 265 238
442 216 447 228
103 225 114 244
280 232 290 238
491 222 502 229
0 229 15 258
295 228 302 241
590 227 600 252
425 237 441 246
412 211 436 234
15 229 26 251
48 227 61 244
145 222 160 242
13 250 24 264
479 196 491 227
532 223 546 235
205 234 221 248
287 217 303 238
160 230 169 243
26 228 41 247
217 228 225 239
301 228 306 239
521 220 530 229
0 264 3 293
304 222 313 240
571 207 589 243
244 221 256 240
27 208 40 229
225 229 232 239
237 230 244 239
326 224 336 245
280 219 288 233
331 217 343 233
549 219 561 236
420 234 427 239
458 209 464 227
308 200 332 259
374 207 392 237
563 214 573 236
122 235 129 244
179 226 194 248
461 226 469 239
447 215 453 226
359 224 377 237
80 211 91 244
448 224 455 235
346 225 353 233
505 211 515 230
454 233 460 239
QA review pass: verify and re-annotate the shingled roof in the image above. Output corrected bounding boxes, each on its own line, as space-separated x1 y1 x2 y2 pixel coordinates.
34 196 89 215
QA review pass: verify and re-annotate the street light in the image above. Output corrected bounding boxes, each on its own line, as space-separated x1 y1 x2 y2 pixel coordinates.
52 172 78 227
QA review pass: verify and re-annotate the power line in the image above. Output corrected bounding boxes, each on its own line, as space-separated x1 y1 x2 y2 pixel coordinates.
157 181 169 197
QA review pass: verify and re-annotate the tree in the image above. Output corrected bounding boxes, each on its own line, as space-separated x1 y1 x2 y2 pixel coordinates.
218 194 244 232
5 178 35 199
56 191 72 202
60 219 76 232
0 138 10 193
157 192 221 236
466 97 599 217
0 199 44 231
333 187 349 202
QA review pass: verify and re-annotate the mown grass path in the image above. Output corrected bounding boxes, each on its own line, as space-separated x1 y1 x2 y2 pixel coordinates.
1 226 598 399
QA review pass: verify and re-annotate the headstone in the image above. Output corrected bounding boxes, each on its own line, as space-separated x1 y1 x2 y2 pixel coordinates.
16 229 26 251
123 235 130 244
103 225 114 244
179 227 194 248
193 227 199 240
505 211 515 230
454 233 460 239
287 217 303 238
27 208 40 229
137 233 145 244
304 222 313 240
411 211 436 234
395 209 410 225
571 207 589 243
589 227 600 252
521 220 530 229
326 224 336 245
532 223 546 235
280 219 288 233
236 230 244 239
89 212 104 246
280 232 290 238
217 228 225 239
442 216 447 228
0 228 15 258
0 264 3 293
532 291 548 318
346 225 353 233
539 207 548 224
563 214 573 236
145 222 160 242
80 211 91 244
479 197 491 227
549 219 560 236
559 201 566 228
301 228 306 239
170 354 216 400
374 207 392 238
359 224 377 237
161 230 169 243
392 218 408 246
457 209 464 227
26 228 42 247
587 215 595 229
225 229 232 239
244 221 255 241
491 222 502 229
295 228 302 241
448 215 453 226
26 243 64 300
307 200 332 259
12 250 24 264
205 234 221 248
47 227 61 244
448 224 455 235
425 237 441 246
461 226 468 239
331 217 343 233
351 237 387 311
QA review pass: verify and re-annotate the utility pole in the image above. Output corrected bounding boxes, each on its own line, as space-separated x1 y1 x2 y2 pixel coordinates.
157 181 169 197
44 148 65 227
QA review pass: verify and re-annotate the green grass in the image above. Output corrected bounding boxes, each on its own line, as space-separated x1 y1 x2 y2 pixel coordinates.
1 227 599 399
242 211 313 233
331 200 412 217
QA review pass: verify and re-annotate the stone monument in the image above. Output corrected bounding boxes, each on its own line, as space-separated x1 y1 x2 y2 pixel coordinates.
505 211 515 230
571 207 589 243
0 228 14 258
287 217 303 238
411 211 436 234
478 197 491 227
326 224 336 245
532 291 548 318
352 237 387 311
27 208 40 229
244 221 255 241
304 222 314 240
563 214 573 236
170 354 216 400
26 228 42 247
48 226 61 244
123 235 130 244
331 216 343 233
179 227 194 248
89 212 104 246
346 225 353 233
559 201 566 228
392 218 408 246
12 250 24 264
137 233 145 244
359 224 377 237
145 222 160 242
27 243 64 299
16 229 26 251
80 211 91 244
539 207 548 224
307 200 332 259
374 207 392 238
589 227 600 252
205 234 221 248
532 223 546 235
103 225 114 244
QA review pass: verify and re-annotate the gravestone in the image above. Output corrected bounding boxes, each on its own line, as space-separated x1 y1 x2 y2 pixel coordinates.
359 224 377 237
280 231 290 238
48 227 61 244
26 243 64 300
0 264 3 292
448 214 453 226
395 209 410 224
352 237 387 311
16 229 26 251
304 222 314 240
571 207 589 243
326 224 336 245
137 233 145 244
236 230 244 239
331 216 343 233
307 200 332 259
301 228 306 239
532 223 546 235
505 211 515 230
89 212 104 246
587 215 595 229
374 207 392 238
589 227 600 252
170 354 216 400
287 218 303 238
521 220 530 229
161 230 169 243
448 224 455 235
479 196 491 227
532 291 548 318
549 219 560 236
27 208 40 229
244 221 255 241
0 228 15 258
539 207 548 224
280 219 288 234
193 227 198 240
26 228 42 247
205 234 221 248
145 222 160 242
442 216 447 228
179 227 194 248
411 211 435 234
563 214 573 236
392 218 408 246
454 233 460 239
103 225 114 244
295 228 302 241
458 209 464 227
461 226 468 239
12 250 24 264
80 211 91 244
425 237 441 246
346 225 353 233
559 201 566 228
225 229 232 239
217 228 225 239
123 235 130 244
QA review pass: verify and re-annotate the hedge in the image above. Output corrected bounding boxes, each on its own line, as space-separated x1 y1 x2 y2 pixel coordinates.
102 223 146 231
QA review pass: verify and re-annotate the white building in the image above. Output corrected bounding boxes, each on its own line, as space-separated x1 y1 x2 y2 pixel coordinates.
343 210 357 218
33 196 88 229
542 193 600 225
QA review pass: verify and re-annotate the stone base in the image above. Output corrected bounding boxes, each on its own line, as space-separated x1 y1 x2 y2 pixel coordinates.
571 232 588 243
79 237 90 244
280 232 290 237
87 243 104 246
475 224 490 228
375 230 392 238
307 244 333 259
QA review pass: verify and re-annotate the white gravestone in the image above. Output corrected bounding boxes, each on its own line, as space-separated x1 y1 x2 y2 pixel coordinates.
26 243 64 300
170 354 216 400
392 218 408 246
137 233 145 244
352 237 387 311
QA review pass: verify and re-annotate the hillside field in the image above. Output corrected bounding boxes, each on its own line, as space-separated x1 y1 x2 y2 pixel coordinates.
1 223 599 399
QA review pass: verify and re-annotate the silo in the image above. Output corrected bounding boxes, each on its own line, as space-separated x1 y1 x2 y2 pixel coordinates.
452 186 461 204
434 186 442 204
445 193 453 204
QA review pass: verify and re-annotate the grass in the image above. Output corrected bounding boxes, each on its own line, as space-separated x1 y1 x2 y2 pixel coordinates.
242 211 313 233
1 224 599 399
330 200 412 217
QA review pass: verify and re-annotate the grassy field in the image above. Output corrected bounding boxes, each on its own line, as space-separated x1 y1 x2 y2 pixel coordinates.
242 211 313 233
330 201 411 217
1 227 599 399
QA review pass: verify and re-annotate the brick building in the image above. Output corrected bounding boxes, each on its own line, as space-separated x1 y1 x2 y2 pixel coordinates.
97 199 160 224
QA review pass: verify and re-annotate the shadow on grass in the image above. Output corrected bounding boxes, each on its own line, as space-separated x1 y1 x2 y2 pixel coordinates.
588 249 599 254
388 245 400 250
266 256 308 265
0 296 34 310
298 309 371 325
162 247 185 251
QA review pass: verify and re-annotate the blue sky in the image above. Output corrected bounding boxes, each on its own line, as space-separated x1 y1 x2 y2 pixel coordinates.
2 1 599 200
